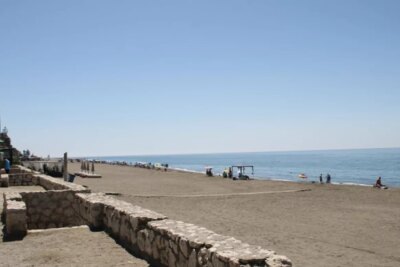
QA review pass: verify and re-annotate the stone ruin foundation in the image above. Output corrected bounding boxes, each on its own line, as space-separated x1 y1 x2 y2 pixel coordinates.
1 166 292 267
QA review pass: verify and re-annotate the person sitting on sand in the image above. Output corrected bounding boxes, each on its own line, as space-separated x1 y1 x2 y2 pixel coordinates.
374 176 386 189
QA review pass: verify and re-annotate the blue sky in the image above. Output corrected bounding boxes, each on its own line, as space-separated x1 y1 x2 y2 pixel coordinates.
0 0 399 157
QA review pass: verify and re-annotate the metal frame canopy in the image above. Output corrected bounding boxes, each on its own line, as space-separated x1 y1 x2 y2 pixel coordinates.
231 165 254 178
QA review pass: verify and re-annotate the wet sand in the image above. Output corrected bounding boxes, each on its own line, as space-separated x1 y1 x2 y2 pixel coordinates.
70 163 400 267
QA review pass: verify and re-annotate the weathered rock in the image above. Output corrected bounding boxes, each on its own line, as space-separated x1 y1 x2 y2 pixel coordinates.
0 174 9 187
188 249 197 267
5 199 27 238
168 248 177 267
265 255 292 267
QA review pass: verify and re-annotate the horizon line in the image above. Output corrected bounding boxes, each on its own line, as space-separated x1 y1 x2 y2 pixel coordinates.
70 146 400 159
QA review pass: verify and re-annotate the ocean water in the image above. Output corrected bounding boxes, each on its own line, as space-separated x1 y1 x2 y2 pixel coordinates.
91 148 400 187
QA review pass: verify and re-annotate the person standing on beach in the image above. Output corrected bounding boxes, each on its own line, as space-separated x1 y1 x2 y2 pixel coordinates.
228 167 233 178
319 174 323 184
4 158 10 174
326 173 331 184
237 168 242 178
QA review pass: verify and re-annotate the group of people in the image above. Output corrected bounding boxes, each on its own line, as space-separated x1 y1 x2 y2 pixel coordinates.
319 173 331 184
222 167 233 178
206 167 214 177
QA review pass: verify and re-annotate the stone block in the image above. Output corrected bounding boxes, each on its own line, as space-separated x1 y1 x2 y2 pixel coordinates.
64 208 75 217
75 193 109 228
5 200 27 238
1 174 9 187
265 255 292 267
119 213 132 245
4 192 23 202
32 174 39 185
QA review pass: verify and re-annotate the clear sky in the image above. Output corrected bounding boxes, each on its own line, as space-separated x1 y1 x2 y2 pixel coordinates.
0 0 399 157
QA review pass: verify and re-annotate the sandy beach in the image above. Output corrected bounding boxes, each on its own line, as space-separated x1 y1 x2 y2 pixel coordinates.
69 163 400 267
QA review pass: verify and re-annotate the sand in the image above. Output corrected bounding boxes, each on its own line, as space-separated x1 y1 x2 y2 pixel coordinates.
70 163 400 267
0 226 149 267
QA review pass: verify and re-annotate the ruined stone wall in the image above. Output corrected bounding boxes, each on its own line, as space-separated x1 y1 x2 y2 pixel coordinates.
3 166 89 231
33 173 88 191
75 193 292 267
20 191 84 229
2 165 89 192
10 165 30 174
22 171 89 229
8 173 34 186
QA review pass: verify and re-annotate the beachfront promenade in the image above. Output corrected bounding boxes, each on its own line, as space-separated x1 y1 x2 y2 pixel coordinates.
69 163 400 267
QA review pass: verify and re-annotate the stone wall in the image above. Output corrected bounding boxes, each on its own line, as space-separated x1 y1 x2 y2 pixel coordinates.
10 165 30 174
2 192 27 239
20 190 84 229
75 193 292 267
0 174 9 187
8 165 36 186
8 173 34 186
0 166 29 187
3 166 90 232
1 165 89 192
33 173 88 191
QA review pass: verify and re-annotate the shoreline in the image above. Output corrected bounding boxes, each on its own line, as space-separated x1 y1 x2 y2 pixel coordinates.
88 161 396 189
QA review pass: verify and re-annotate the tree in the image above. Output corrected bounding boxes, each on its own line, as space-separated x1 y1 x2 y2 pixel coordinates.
22 149 31 159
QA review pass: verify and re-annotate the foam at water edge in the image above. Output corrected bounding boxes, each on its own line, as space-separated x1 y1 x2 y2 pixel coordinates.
170 167 204 174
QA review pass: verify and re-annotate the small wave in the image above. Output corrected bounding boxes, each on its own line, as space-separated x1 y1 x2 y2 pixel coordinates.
262 178 294 182
258 178 376 188
334 182 372 187
170 167 204 174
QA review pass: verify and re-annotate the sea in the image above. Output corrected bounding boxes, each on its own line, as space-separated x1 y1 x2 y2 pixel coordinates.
90 148 400 188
